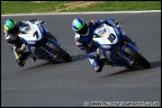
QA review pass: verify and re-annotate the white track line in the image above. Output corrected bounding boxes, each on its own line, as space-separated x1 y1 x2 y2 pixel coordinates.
1 10 161 17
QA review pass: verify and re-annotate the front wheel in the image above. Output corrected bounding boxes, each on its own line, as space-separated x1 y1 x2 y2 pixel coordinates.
48 43 72 62
124 46 150 69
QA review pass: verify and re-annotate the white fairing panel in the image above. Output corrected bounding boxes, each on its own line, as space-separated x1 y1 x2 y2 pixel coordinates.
18 22 44 42
93 24 118 45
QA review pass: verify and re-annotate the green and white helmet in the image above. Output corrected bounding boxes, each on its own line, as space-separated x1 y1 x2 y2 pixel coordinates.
72 18 89 36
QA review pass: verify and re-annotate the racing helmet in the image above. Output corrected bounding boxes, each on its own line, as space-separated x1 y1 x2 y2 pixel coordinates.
4 19 19 34
72 18 89 36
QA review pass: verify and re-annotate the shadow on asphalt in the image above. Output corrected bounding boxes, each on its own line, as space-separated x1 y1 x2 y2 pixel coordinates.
23 54 87 70
72 54 87 61
103 60 161 77
107 67 143 77
150 60 161 69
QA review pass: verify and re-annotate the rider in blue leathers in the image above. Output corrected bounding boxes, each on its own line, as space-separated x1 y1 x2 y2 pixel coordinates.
72 17 135 72
72 17 117 72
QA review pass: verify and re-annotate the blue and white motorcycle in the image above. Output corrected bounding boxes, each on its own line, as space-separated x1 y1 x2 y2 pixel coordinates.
93 18 150 69
18 21 72 63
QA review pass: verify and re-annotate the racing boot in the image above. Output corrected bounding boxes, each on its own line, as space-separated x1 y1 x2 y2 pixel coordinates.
98 60 104 72
16 54 27 67
31 56 36 62
16 58 25 67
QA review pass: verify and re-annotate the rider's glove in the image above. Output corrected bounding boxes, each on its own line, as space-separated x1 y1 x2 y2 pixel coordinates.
17 21 23 26
28 19 45 24
88 52 97 58
17 21 29 26
106 17 117 26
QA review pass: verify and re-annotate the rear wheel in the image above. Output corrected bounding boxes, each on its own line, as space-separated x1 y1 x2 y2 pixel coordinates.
48 43 72 62
124 46 150 69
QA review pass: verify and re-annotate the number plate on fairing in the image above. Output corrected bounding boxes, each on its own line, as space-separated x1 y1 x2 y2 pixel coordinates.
93 24 118 45
18 23 44 42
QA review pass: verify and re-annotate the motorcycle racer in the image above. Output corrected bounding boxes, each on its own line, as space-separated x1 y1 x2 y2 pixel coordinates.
3 19 57 67
72 17 118 72
72 17 135 72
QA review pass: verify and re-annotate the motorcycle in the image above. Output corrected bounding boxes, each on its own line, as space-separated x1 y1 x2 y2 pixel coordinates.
93 18 150 69
17 21 72 64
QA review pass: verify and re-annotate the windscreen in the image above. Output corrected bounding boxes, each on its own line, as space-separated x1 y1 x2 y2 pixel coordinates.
93 26 106 38
20 26 31 34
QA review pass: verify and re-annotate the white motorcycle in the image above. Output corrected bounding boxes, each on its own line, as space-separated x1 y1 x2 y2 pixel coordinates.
17 21 72 65
93 20 150 69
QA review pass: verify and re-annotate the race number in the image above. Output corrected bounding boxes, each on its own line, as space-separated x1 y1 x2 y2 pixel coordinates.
33 31 39 39
108 33 116 43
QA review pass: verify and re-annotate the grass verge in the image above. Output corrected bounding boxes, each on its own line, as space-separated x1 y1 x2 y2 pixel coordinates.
1 1 161 14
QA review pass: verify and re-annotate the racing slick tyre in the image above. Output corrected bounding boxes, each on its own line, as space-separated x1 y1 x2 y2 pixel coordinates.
48 43 72 62
124 46 150 69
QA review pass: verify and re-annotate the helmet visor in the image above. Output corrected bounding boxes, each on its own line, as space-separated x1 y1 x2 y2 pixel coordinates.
8 26 19 34
77 24 88 35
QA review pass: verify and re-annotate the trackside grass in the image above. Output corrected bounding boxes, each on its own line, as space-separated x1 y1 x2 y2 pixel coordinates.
1 1 161 14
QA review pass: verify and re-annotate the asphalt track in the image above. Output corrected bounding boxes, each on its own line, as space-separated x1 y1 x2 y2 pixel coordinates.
1 12 161 107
